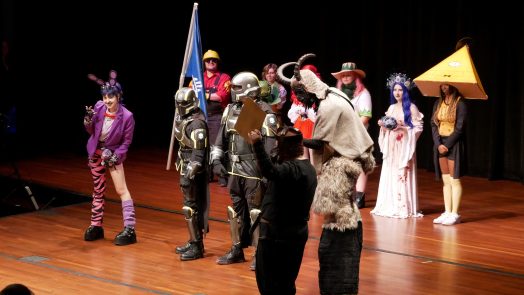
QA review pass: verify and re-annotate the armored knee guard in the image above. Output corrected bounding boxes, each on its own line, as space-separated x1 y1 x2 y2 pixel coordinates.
227 206 241 246
183 206 202 242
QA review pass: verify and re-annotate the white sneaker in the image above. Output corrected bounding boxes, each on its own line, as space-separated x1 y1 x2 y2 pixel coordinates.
442 213 461 225
433 212 449 224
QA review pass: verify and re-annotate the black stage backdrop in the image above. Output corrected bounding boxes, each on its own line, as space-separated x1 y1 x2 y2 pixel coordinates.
2 0 523 183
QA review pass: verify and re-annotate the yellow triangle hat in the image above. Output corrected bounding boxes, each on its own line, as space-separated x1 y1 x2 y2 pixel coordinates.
414 45 488 99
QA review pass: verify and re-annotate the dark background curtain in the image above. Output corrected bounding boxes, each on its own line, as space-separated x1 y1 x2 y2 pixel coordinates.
1 0 523 183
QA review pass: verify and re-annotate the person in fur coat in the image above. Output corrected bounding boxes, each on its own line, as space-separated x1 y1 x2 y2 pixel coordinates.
278 53 375 295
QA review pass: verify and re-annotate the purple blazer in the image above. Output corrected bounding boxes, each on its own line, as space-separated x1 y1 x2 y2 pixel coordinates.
85 100 135 164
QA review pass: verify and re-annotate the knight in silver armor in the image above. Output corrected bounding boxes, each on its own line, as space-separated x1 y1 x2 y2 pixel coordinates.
173 87 209 261
211 72 278 269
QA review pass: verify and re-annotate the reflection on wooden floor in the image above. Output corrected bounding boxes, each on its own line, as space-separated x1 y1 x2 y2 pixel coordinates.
1 147 523 294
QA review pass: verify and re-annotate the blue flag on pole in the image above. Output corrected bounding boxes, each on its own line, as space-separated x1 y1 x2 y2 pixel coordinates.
184 5 207 117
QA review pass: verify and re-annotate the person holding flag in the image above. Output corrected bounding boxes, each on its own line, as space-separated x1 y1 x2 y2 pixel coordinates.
168 3 207 172
199 49 231 186
190 49 232 133
168 4 230 189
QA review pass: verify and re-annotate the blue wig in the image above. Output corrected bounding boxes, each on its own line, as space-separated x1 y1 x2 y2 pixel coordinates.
389 82 413 128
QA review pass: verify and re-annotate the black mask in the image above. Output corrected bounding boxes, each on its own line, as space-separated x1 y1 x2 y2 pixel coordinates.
341 81 356 98
293 85 318 109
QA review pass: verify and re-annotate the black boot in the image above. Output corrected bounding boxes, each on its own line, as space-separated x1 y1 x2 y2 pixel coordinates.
175 241 191 254
114 226 137 246
180 241 204 261
216 244 246 265
84 225 104 241
355 192 366 209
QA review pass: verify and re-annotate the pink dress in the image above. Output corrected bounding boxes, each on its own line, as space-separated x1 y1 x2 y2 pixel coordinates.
371 103 424 218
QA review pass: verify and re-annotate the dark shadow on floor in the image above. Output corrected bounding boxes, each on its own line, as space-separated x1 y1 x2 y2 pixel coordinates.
0 176 90 217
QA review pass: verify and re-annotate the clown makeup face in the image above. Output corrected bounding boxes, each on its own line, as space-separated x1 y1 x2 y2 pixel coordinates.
393 84 404 102
103 93 120 113
341 72 356 85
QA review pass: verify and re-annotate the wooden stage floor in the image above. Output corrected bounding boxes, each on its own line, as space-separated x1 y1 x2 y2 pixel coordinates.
1 147 523 294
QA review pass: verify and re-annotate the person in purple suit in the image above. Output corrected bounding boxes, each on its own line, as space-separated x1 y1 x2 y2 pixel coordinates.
83 70 137 246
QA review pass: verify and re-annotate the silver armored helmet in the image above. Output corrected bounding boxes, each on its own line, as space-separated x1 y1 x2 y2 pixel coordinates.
230 72 261 103
174 87 198 116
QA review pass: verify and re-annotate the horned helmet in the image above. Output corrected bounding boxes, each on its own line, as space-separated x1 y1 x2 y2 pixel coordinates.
277 53 321 109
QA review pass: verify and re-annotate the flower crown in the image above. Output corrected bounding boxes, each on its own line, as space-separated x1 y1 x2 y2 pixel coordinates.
386 73 415 90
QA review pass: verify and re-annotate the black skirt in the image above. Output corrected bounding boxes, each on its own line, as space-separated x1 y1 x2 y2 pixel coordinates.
433 136 467 179
318 221 363 295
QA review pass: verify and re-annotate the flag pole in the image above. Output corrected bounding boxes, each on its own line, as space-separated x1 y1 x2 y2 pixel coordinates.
179 3 198 90
166 2 198 170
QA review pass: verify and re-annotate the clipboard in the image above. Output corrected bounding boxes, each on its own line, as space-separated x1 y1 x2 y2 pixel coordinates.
234 98 266 140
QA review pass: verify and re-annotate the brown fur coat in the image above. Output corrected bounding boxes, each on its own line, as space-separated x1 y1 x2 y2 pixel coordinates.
312 155 374 231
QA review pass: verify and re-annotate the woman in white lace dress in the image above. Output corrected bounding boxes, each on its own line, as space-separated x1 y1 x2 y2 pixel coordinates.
371 74 423 218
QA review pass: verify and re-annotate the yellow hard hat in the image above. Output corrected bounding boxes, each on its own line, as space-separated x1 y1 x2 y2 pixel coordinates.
203 49 220 61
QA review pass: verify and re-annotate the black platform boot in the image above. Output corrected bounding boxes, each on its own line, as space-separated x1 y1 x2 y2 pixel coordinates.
180 240 204 261
355 192 366 209
114 226 137 246
84 225 104 241
216 244 246 265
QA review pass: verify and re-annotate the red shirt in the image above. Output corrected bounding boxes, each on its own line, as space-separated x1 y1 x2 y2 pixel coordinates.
204 71 231 109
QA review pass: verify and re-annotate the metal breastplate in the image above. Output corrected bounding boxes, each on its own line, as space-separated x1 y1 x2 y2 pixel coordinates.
223 104 261 179
175 115 193 149
224 104 240 134
175 116 193 172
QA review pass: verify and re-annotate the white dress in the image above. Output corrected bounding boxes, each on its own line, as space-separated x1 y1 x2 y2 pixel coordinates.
371 103 424 218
